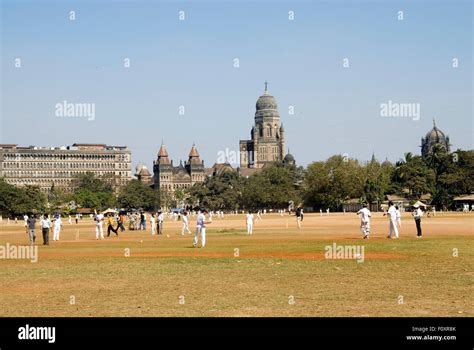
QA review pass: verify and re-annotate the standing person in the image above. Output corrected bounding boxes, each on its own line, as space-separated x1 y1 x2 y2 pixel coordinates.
157 211 164 235
40 214 51 245
326 208 330 216
94 211 104 240
246 211 254 235
181 210 191 235
140 212 146 230
295 207 303 229
412 204 423 238
26 214 36 245
75 214 79 224
150 214 156 235
193 209 211 248
395 205 402 228
68 215 72 225
356 203 372 239
256 210 262 221
107 214 118 237
384 201 399 239
23 214 29 234
117 213 125 232
53 214 63 241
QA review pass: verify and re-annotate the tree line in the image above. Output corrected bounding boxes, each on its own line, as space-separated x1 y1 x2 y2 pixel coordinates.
0 148 472 216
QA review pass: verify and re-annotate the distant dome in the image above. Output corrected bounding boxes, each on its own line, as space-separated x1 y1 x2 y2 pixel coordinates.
283 152 295 165
421 120 450 157
135 162 143 174
138 166 151 177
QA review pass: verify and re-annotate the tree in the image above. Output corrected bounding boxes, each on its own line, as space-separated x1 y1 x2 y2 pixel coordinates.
117 180 155 210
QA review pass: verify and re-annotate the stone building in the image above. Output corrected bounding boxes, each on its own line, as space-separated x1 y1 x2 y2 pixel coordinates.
152 143 206 191
240 83 286 169
0 143 131 192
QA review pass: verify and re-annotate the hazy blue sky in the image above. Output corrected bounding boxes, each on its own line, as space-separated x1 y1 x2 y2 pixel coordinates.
1 0 472 171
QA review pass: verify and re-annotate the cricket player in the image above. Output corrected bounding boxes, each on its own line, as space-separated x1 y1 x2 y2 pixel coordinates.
40 214 51 245
395 205 402 228
356 203 371 239
95 212 104 240
157 211 164 235
150 214 156 235
246 211 254 235
385 201 399 239
295 207 303 228
181 211 191 235
412 204 423 238
52 214 63 241
193 210 211 248
23 214 29 233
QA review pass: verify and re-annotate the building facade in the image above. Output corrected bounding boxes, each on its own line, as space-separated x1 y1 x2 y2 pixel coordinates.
0 143 131 192
240 83 286 169
152 144 206 191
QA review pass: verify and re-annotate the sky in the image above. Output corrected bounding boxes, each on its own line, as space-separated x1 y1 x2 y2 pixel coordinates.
1 0 472 172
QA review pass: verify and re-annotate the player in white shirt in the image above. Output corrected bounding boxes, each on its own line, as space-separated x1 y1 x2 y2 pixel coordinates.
193 210 211 248
53 215 63 241
246 211 254 235
95 212 104 240
356 203 372 239
412 205 424 238
395 205 402 228
181 211 191 235
150 214 156 235
157 211 164 235
384 201 399 239
23 214 29 233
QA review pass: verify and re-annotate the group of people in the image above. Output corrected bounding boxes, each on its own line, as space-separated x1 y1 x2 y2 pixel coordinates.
356 201 424 239
22 213 63 245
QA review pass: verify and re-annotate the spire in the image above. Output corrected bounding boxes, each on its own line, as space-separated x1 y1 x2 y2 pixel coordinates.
157 144 170 164
433 118 437 128
371 152 376 163
264 81 269 95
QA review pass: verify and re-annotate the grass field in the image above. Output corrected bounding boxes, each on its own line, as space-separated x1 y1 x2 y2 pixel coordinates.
0 212 472 317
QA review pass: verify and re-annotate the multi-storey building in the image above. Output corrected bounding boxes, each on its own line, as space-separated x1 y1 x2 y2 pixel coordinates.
0 143 131 192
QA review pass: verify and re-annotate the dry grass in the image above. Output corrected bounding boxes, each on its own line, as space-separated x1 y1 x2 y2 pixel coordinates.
0 212 472 317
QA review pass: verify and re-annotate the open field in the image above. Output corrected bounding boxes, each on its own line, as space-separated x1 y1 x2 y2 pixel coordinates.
0 212 473 317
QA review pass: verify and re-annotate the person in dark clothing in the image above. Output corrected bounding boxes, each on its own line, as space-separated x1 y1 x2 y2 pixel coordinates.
412 204 423 238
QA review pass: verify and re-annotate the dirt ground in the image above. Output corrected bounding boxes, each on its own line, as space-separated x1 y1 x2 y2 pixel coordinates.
0 212 472 317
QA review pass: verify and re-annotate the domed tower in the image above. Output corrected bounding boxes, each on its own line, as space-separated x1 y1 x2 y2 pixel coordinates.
185 143 205 184
421 120 451 158
240 82 285 168
283 150 296 167
153 143 173 190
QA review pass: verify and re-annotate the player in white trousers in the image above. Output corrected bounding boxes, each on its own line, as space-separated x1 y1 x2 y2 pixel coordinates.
181 211 191 235
95 212 104 240
52 215 63 241
246 211 254 235
385 201 399 239
150 214 156 235
193 210 211 248
356 203 371 239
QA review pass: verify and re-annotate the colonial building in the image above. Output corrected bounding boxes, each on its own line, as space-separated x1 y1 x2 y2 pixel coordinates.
240 83 286 169
0 143 131 192
421 120 451 158
152 144 206 191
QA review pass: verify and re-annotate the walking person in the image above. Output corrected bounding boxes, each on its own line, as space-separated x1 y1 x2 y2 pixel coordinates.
40 214 51 245
246 211 254 235
26 214 36 245
75 213 79 224
68 215 72 225
140 212 146 230
181 210 191 235
356 203 372 239
384 201 399 239
52 214 63 241
107 214 119 237
117 213 126 232
412 204 423 238
23 214 29 234
193 209 211 248
295 206 303 229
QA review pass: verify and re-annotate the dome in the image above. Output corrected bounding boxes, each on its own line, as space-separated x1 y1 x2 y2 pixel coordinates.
256 94 278 111
138 166 151 177
425 125 447 143
283 152 295 165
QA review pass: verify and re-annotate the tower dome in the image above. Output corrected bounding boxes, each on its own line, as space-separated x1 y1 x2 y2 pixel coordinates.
256 82 278 111
421 120 450 157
